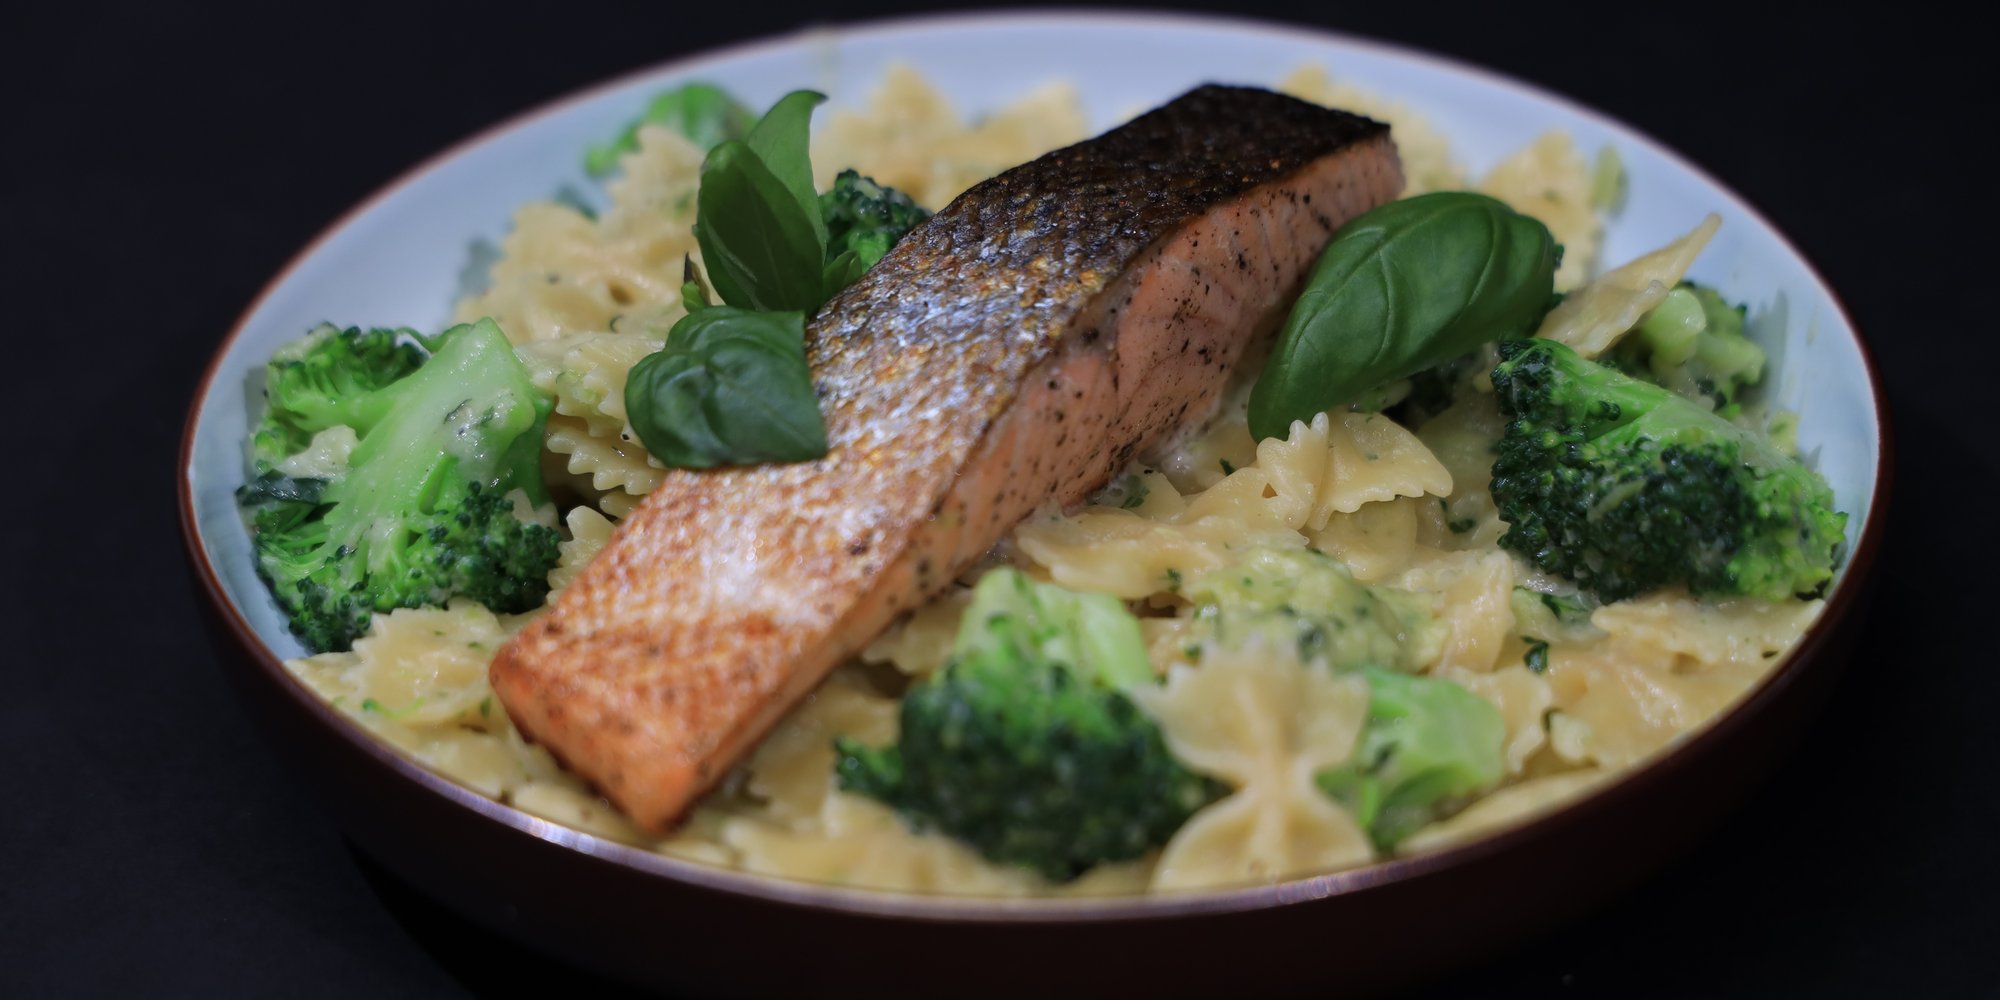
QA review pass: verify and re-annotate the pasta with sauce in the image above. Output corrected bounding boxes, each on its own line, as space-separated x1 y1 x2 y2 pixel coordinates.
264 63 1832 897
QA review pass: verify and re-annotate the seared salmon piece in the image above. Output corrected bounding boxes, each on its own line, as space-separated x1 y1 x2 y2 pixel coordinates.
492 85 1403 832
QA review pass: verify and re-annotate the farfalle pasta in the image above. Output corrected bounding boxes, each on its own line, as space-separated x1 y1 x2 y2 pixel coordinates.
455 125 706 344
1257 411 1455 528
810 64 1090 211
740 667 900 827
1391 550 1518 674
1016 410 1454 599
547 506 616 595
1138 644 1375 890
514 330 664 440
1308 496 1424 583
543 414 666 518
860 586 969 677
1542 591 1824 768
1277 65 1464 196
1437 664 1555 775
1478 131 1599 290
1535 214 1720 358
287 600 576 804
720 794 1050 895
266 64 1834 900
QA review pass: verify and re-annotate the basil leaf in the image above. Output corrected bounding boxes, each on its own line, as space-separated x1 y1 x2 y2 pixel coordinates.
628 353 728 463
624 307 828 468
695 140 829 312
822 249 869 298
742 90 830 248
691 91 927 314
1247 192 1556 441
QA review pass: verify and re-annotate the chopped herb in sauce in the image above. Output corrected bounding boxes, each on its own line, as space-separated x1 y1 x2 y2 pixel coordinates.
361 697 426 720
1523 638 1550 674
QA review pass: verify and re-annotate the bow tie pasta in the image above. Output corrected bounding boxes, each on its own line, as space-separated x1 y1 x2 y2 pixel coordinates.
1138 644 1375 890
255 62 1835 899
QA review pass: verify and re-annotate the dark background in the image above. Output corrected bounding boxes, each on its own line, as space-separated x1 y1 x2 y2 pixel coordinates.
4 1 1993 996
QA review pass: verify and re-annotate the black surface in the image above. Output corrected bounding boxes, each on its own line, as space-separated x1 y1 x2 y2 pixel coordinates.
4 1 1991 996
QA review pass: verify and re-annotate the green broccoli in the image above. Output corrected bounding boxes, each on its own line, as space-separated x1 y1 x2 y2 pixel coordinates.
835 567 1216 881
1604 282 1766 416
585 82 754 177
1177 549 1499 847
250 323 433 472
1182 548 1444 673
238 318 561 653
1489 337 1845 604
1316 666 1506 850
819 169 931 272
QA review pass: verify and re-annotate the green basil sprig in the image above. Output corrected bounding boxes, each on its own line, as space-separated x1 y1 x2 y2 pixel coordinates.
1247 192 1557 441
695 90 868 314
695 138 829 312
623 303 827 469
625 89 932 470
627 90 843 470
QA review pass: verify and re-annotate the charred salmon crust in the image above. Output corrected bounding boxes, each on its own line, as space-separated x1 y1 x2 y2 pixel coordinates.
492 85 1404 833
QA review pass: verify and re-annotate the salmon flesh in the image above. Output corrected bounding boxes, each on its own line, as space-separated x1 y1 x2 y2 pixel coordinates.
491 85 1404 832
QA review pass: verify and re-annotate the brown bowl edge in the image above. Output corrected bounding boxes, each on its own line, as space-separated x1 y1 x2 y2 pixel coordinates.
174 8 1898 929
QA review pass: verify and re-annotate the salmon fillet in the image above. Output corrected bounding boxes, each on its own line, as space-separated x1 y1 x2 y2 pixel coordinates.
492 85 1404 832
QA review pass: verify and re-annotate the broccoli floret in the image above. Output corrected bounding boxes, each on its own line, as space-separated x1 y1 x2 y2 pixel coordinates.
1489 338 1845 604
1178 550 1497 848
250 323 433 472
819 169 930 272
1317 667 1506 850
585 82 754 177
238 318 560 652
1182 548 1444 673
835 567 1216 881
1603 283 1766 416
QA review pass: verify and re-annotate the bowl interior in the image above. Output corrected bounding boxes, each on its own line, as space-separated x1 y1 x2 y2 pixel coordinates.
184 10 1883 904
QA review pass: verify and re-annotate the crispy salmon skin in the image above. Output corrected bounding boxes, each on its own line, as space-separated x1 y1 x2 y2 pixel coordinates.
492 85 1403 832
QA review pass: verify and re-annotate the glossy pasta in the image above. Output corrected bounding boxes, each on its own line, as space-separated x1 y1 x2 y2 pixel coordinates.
280 64 1826 898
1138 645 1375 890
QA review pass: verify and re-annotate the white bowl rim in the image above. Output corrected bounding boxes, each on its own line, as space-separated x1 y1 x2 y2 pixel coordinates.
179 7 1893 922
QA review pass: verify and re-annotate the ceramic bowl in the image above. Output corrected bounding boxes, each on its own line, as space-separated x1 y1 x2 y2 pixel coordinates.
180 11 1889 996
